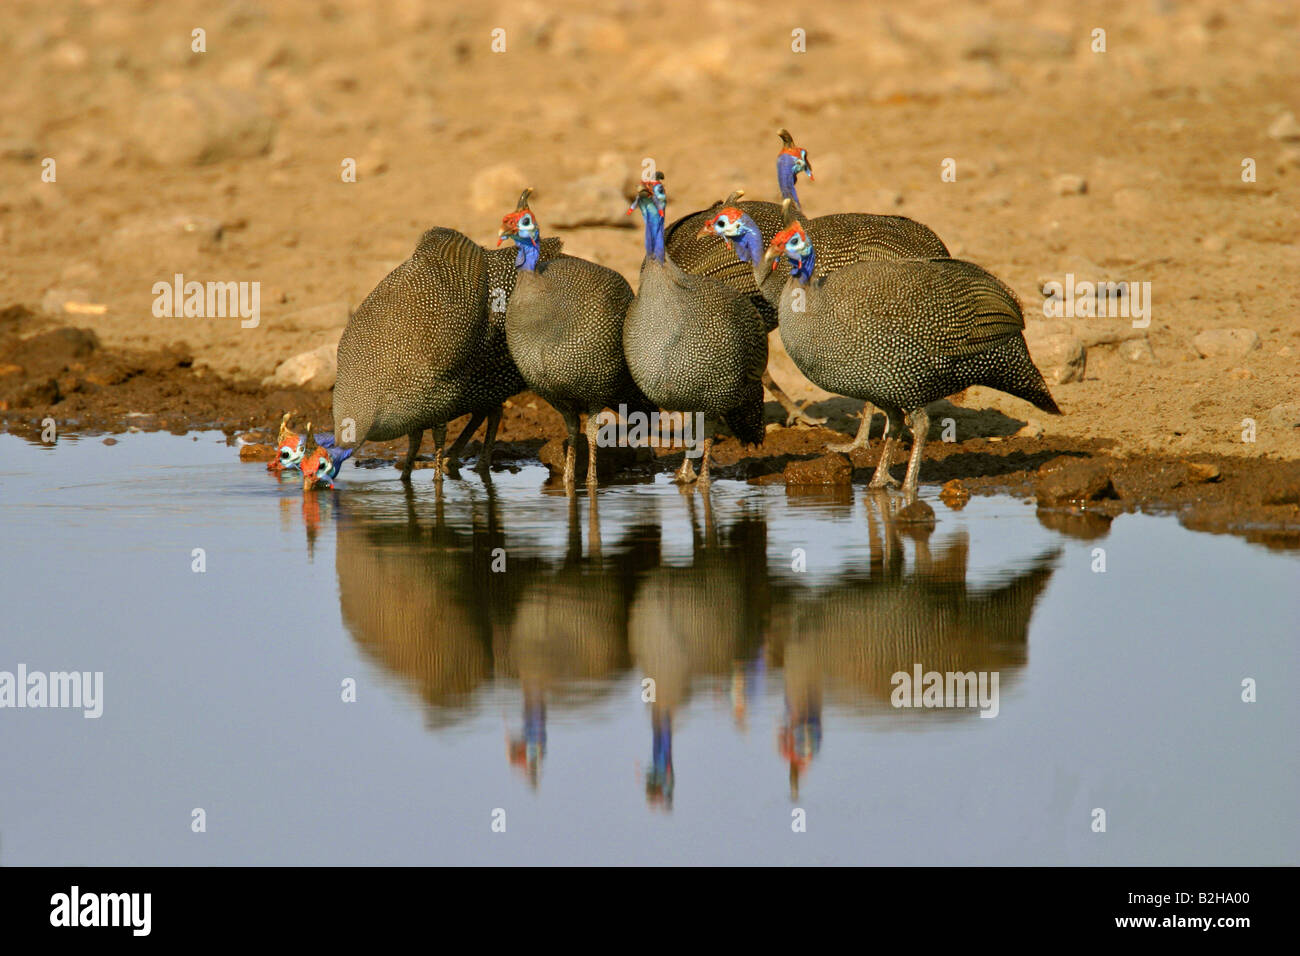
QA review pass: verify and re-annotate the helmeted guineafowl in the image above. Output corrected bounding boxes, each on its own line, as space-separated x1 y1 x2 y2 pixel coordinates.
623 171 767 485
497 188 658 488
762 201 1061 502
330 224 562 482
682 128 950 441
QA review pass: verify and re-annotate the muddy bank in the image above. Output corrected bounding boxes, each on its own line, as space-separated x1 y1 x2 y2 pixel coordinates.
3 317 1296 550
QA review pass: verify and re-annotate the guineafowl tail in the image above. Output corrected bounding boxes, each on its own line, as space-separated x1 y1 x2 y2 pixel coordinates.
997 337 1062 415
723 395 766 447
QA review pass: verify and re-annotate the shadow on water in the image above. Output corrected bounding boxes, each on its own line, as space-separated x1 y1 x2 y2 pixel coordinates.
316 478 1060 806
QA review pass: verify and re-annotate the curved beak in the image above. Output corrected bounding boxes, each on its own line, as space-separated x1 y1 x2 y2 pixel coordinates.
496 228 510 247
302 473 315 492
761 244 781 273
696 223 715 238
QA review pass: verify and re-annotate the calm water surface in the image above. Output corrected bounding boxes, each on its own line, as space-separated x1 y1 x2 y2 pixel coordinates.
1 432 1296 865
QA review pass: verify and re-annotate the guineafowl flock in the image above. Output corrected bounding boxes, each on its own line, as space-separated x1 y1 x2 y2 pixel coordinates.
284 129 1061 505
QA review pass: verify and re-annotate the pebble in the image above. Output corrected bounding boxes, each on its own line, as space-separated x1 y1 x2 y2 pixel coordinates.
1187 462 1221 483
1027 332 1086 384
783 453 852 486
132 85 276 165
264 343 337 390
1053 174 1087 196
1118 338 1155 363
1267 402 1300 428
1035 456 1114 506
1192 328 1261 358
939 479 971 508
1267 111 1300 142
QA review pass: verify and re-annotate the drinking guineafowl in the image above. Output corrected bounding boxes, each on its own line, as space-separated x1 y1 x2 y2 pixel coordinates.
497 188 658 488
330 224 562 481
682 128 950 440
623 172 767 484
762 202 1060 503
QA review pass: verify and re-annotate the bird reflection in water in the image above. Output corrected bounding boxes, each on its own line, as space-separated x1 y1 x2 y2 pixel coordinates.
293 477 1060 807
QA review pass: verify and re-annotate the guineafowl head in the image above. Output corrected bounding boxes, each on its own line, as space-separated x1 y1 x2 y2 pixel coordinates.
497 188 542 270
763 201 815 282
776 129 813 205
300 425 354 491
269 411 305 471
628 171 668 261
698 191 764 265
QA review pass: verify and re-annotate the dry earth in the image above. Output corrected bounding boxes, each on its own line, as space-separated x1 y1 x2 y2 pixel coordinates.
2 0 1298 541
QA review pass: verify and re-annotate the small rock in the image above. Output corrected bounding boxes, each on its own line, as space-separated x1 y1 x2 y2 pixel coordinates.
133 85 276 165
239 443 277 462
545 153 639 229
939 479 971 509
1035 456 1114 506
1267 111 1300 142
1027 333 1086 383
40 288 94 315
1201 234 1228 253
783 453 852 486
1015 419 1045 439
895 499 936 527
1118 338 1155 363
102 437 118 446
1192 328 1261 358
1053 174 1087 196
1187 462 1221 483
1226 367 1253 380
1267 402 1300 428
264 343 337 390
1262 479 1300 507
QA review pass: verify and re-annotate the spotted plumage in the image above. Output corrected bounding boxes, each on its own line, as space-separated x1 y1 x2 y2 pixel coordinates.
670 128 950 429
764 210 1060 501
623 172 767 484
498 188 657 486
331 225 563 480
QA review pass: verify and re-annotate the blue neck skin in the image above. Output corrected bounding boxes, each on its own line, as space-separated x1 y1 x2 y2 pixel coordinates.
638 201 666 263
789 247 815 285
777 154 801 206
731 216 764 266
512 235 541 272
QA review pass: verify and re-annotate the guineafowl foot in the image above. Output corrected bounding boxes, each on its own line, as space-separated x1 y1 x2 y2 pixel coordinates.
827 403 874 453
786 406 828 428
673 458 697 484
869 473 901 490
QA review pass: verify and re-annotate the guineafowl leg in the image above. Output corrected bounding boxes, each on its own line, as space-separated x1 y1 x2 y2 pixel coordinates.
697 437 715 485
445 410 487 470
431 422 448 479
475 407 501 474
400 428 423 482
764 370 826 427
673 433 698 484
561 410 580 489
901 406 930 503
868 408 903 490
828 403 875 454
584 410 601 487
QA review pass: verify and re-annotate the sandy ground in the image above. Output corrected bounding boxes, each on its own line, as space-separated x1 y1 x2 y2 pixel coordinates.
2 0 1298 540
